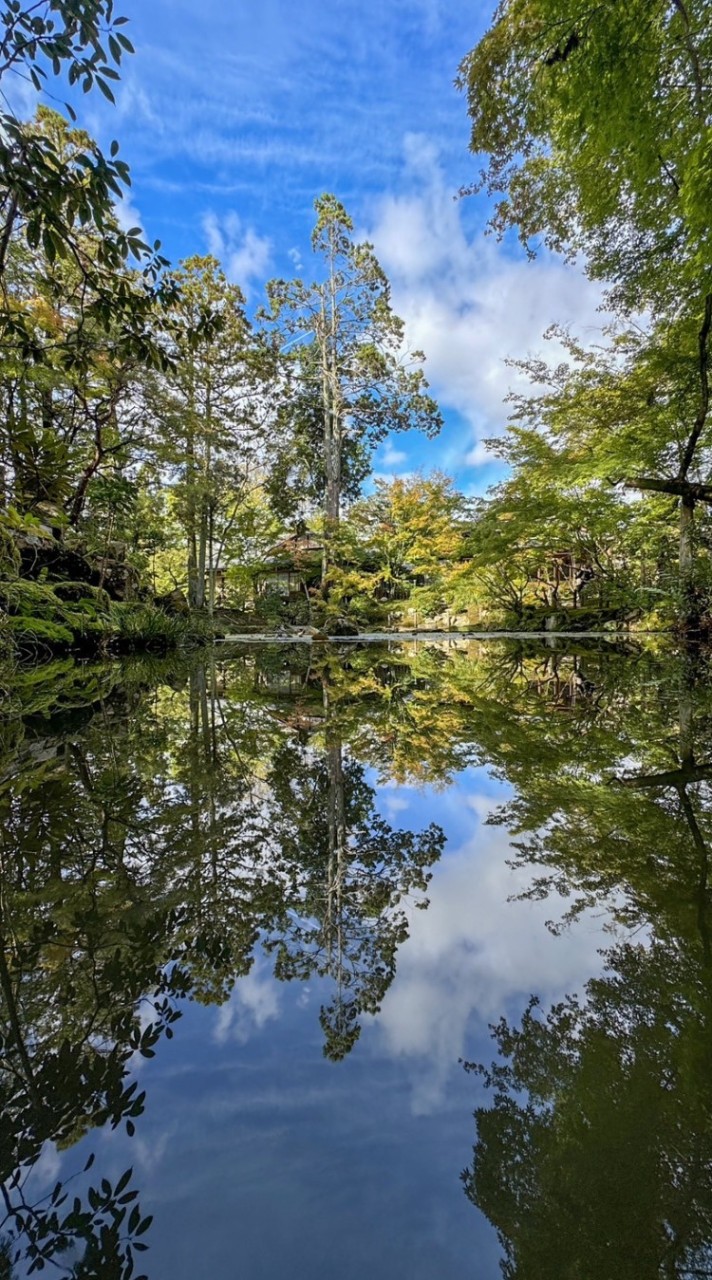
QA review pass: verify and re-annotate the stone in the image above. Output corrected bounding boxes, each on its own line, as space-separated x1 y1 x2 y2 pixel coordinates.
323 616 359 637
154 589 190 616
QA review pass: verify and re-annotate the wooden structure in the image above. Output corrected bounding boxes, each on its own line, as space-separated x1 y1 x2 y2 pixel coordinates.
535 550 595 608
255 523 324 598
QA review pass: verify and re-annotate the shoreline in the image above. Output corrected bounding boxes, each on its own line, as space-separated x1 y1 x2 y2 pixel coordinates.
216 629 656 643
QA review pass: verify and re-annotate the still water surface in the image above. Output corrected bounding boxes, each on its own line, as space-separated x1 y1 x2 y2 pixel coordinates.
1 640 710 1278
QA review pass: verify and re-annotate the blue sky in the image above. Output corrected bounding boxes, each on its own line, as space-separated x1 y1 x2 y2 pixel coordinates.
40 0 608 493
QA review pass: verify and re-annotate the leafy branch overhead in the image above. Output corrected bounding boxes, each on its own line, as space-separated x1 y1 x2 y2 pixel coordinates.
0 1 172 370
458 0 712 636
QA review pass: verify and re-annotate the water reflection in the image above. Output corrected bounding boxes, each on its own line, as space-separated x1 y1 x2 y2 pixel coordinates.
462 652 712 1280
1 641 711 1277
465 938 712 1280
0 645 445 1274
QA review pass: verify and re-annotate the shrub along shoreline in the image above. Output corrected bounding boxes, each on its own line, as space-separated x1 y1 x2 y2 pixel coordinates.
0 516 219 660
0 578 216 660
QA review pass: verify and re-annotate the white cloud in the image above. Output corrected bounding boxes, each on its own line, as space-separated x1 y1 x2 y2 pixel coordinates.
372 796 620 1115
213 959 282 1045
378 442 408 469
202 211 273 296
116 76 163 132
131 1124 175 1175
365 135 610 476
380 792 411 819
24 1140 62 1192
3 73 40 121
113 191 144 235
464 441 498 468
67 0 484 232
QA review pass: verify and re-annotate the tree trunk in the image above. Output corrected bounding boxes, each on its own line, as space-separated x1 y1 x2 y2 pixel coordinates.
680 494 698 633
322 407 341 590
623 477 712 633
321 249 342 590
207 504 216 618
325 736 346 979
0 934 42 1108
0 193 18 280
196 388 213 614
196 503 207 612
614 678 711 965
69 449 101 528
325 423 341 523
186 423 200 610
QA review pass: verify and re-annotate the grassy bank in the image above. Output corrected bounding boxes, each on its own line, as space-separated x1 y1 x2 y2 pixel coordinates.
0 579 216 660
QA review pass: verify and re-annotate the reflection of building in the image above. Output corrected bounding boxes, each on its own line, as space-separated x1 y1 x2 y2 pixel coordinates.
255 523 324 598
256 665 326 733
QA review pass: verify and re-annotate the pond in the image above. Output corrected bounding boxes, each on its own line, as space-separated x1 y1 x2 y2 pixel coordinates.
1 639 710 1279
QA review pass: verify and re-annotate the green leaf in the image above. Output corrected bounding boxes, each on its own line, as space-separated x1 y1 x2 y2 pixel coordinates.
96 77 115 103
42 227 56 263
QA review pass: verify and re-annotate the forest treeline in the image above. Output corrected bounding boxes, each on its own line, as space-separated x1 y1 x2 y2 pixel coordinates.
0 0 711 654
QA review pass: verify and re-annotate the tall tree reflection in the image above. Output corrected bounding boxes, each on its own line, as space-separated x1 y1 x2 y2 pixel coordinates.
264 733 441 1059
0 648 444 1272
